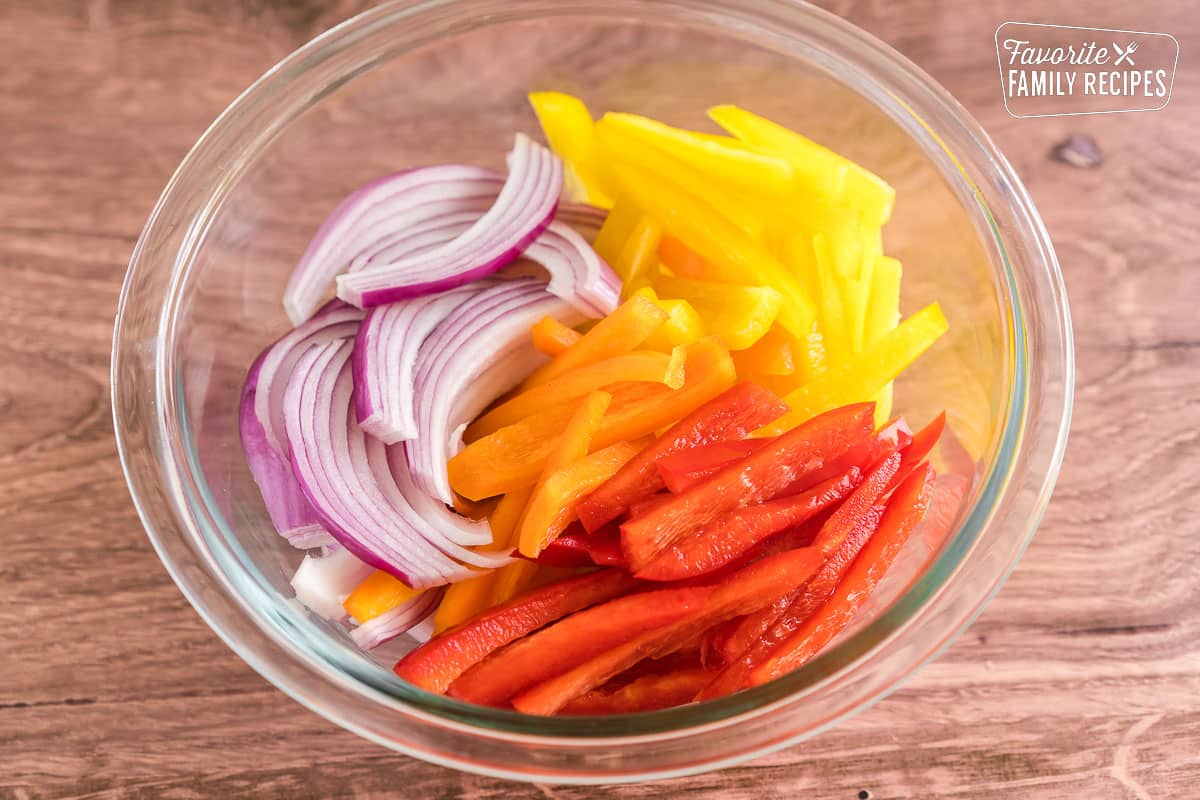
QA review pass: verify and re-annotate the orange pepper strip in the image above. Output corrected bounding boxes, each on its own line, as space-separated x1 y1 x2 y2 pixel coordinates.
465 351 683 441
730 323 796 380
343 571 422 623
521 294 668 389
449 339 737 500
658 235 708 279
531 315 582 357
518 441 642 558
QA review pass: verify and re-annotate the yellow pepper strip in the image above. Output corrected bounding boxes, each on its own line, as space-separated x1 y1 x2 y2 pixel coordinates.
591 197 641 264
841 253 876 356
599 111 796 196
865 256 903 424
610 163 815 339
635 287 705 351
755 303 948 436
449 339 735 500
652 275 782 351
432 485 532 632
343 571 422 623
528 91 612 207
518 442 640 558
531 315 582 357
492 392 612 602
707 104 895 227
731 323 797 379
614 216 662 296
811 233 852 366
594 118 768 241
466 351 684 440
522 294 668 388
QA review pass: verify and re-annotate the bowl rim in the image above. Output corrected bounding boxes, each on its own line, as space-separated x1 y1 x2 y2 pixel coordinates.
112 0 1073 782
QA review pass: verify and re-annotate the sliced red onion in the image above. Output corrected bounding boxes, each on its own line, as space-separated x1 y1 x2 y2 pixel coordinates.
285 341 509 587
290 545 374 620
404 279 584 504
349 587 443 650
352 286 481 444
240 302 362 544
284 167 504 324
335 134 562 308
555 202 608 241
522 220 620 315
388 444 492 547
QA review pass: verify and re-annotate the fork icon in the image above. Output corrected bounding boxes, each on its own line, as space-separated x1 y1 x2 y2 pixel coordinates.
1113 41 1138 66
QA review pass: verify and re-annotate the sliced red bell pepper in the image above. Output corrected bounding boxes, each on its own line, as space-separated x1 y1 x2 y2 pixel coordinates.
654 437 772 493
534 523 626 568
393 569 638 693
811 451 900 558
885 411 945 493
628 492 672 519
620 402 875 572
447 584 712 706
636 471 861 581
511 547 824 715
561 667 716 714
700 503 884 698
747 464 936 686
576 382 787 532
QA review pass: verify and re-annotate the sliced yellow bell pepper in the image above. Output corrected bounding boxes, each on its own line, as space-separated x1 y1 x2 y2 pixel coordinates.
522 293 668 388
755 303 948 436
594 118 768 241
707 104 895 227
811 232 852 366
449 339 735 499
528 91 612 207
343 571 422 623
730 323 796 379
466 350 683 440
864 255 902 424
531 315 581 357
613 216 662 295
652 275 782 351
591 197 641 264
599 111 795 196
634 287 705 351
609 162 815 339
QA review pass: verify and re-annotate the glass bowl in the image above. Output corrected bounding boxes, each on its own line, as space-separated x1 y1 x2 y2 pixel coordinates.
111 0 1072 784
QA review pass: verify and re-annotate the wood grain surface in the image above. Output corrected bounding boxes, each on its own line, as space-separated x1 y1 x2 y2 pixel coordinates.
2 1 1198 797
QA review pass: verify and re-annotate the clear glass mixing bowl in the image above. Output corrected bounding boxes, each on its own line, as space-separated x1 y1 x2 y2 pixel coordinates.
111 0 1072 783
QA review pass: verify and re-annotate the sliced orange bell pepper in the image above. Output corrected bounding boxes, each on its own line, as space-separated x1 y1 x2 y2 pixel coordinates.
755 303 948 437
613 216 662 295
652 275 782 350
528 91 611 207
450 339 736 500
634 288 705 351
730 323 796 382
517 440 641 558
521 294 668 388
343 570 422 623
608 162 816 339
531 315 581 357
598 111 796 196
658 235 708 279
466 351 683 440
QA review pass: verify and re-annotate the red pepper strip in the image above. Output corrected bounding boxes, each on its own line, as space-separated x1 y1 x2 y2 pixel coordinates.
561 667 717 715
448 585 713 706
576 382 787 532
620 402 875 572
393 569 638 693
921 471 967 553
748 465 936 686
885 412 944 493
636 471 861 582
700 504 884 698
811 451 900 558
701 618 742 667
510 547 824 715
627 492 672 519
655 438 772 493
535 523 625 568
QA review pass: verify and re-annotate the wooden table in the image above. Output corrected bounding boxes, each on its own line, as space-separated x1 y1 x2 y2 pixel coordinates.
3 1 1197 797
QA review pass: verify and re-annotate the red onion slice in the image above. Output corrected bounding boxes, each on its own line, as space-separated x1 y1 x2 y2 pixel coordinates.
286 341 509 587
240 302 362 544
336 134 562 308
284 166 504 324
349 587 443 650
555 202 608 241
404 279 585 504
521 220 620 315
290 545 374 620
